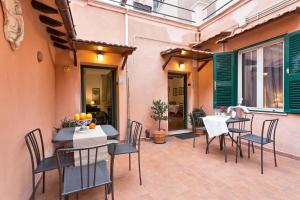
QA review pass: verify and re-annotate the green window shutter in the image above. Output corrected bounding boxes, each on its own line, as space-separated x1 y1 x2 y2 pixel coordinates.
284 30 300 113
213 52 237 109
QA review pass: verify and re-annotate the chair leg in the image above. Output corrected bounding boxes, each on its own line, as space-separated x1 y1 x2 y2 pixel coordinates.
223 135 227 163
32 173 35 200
261 144 264 174
231 133 234 147
205 133 209 154
138 151 142 185
76 192 79 200
252 142 255 154
193 136 196 148
235 137 239 163
248 141 250 159
273 142 277 167
42 172 45 193
105 185 108 200
129 153 131 171
111 182 114 200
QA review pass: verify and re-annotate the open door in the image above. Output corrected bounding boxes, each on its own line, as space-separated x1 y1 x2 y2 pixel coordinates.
81 66 117 128
168 73 187 131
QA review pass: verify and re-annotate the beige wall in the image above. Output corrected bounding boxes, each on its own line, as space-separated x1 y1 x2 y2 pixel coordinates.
55 49 126 136
0 1 56 199
54 1 199 138
198 0 300 43
198 9 300 156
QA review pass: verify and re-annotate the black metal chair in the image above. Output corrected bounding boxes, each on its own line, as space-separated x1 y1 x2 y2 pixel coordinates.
108 121 143 185
56 143 116 200
229 113 255 160
191 112 208 148
236 119 279 174
25 128 74 200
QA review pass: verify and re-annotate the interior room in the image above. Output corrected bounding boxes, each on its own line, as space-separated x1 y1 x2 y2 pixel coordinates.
168 74 185 131
82 67 115 125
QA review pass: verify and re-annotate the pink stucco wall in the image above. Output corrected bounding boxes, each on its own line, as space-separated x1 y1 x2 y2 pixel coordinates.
198 7 300 157
54 1 200 140
0 1 56 199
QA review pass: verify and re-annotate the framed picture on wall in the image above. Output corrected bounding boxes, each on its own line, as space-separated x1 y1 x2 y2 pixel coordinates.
179 87 184 95
92 88 100 105
173 88 177 96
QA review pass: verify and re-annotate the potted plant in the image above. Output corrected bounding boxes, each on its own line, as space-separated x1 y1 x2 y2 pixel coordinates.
150 99 168 144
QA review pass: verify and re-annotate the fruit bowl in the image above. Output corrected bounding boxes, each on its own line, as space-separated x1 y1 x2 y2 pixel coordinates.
76 119 92 131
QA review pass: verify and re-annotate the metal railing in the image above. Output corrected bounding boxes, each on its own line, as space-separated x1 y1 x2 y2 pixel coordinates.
202 0 234 21
104 0 196 23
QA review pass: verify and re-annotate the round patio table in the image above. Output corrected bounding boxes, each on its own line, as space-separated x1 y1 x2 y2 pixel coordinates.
52 125 119 144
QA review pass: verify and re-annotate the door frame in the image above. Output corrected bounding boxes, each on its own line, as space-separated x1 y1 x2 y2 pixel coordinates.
80 65 117 128
168 72 188 130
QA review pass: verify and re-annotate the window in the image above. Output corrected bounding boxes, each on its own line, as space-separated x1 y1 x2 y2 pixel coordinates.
238 39 284 111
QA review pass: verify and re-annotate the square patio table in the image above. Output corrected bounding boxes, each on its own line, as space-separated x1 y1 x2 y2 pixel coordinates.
203 117 250 162
52 125 119 144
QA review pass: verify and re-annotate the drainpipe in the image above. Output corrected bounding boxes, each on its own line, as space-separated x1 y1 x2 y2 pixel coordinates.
125 7 130 140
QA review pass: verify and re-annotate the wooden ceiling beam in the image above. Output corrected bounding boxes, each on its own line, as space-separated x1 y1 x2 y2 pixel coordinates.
197 60 210 72
162 56 173 70
46 27 66 37
53 42 70 50
31 0 58 14
39 15 62 27
50 35 68 43
121 54 129 70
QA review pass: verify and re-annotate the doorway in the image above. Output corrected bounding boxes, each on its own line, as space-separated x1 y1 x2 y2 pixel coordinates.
168 73 187 131
81 66 117 128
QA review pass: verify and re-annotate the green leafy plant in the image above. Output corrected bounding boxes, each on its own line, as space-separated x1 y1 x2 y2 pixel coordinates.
150 99 168 131
60 118 77 128
189 107 206 127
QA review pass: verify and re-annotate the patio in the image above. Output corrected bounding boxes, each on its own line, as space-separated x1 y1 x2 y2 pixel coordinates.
2 0 300 199
35 137 300 200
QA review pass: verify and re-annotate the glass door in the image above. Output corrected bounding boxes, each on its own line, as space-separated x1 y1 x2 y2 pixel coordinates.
81 66 117 128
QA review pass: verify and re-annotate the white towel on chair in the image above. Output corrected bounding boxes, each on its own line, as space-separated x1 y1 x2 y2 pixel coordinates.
203 116 230 138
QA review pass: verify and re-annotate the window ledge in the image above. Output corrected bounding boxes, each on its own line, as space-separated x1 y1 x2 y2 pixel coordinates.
249 109 287 116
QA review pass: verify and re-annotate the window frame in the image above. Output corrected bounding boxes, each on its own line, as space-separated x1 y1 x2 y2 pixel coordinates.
237 38 285 112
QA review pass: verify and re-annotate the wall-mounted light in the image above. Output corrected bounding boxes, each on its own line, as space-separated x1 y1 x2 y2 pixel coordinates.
97 53 104 62
181 50 187 55
90 100 95 105
179 62 185 70
97 46 103 51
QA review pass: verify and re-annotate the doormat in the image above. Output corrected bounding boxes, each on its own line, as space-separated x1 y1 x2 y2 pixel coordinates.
175 133 199 140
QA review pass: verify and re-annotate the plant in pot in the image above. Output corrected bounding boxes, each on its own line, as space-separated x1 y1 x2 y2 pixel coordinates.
150 99 168 144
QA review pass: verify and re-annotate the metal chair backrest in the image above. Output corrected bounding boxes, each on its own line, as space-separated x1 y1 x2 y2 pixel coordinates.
127 121 143 147
261 119 279 142
25 129 45 171
239 112 254 132
56 143 116 191
191 112 204 130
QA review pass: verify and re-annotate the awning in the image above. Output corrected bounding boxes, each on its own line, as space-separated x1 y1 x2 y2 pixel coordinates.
73 39 136 55
217 6 300 43
160 48 213 70
192 31 231 49
73 39 137 69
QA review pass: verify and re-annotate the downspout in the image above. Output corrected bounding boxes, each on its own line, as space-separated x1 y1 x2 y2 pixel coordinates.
125 7 130 140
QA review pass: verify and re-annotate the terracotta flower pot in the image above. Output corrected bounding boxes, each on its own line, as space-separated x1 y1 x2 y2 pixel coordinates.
153 130 166 144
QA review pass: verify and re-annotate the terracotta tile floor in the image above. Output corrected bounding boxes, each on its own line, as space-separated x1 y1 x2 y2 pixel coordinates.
36 136 300 200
